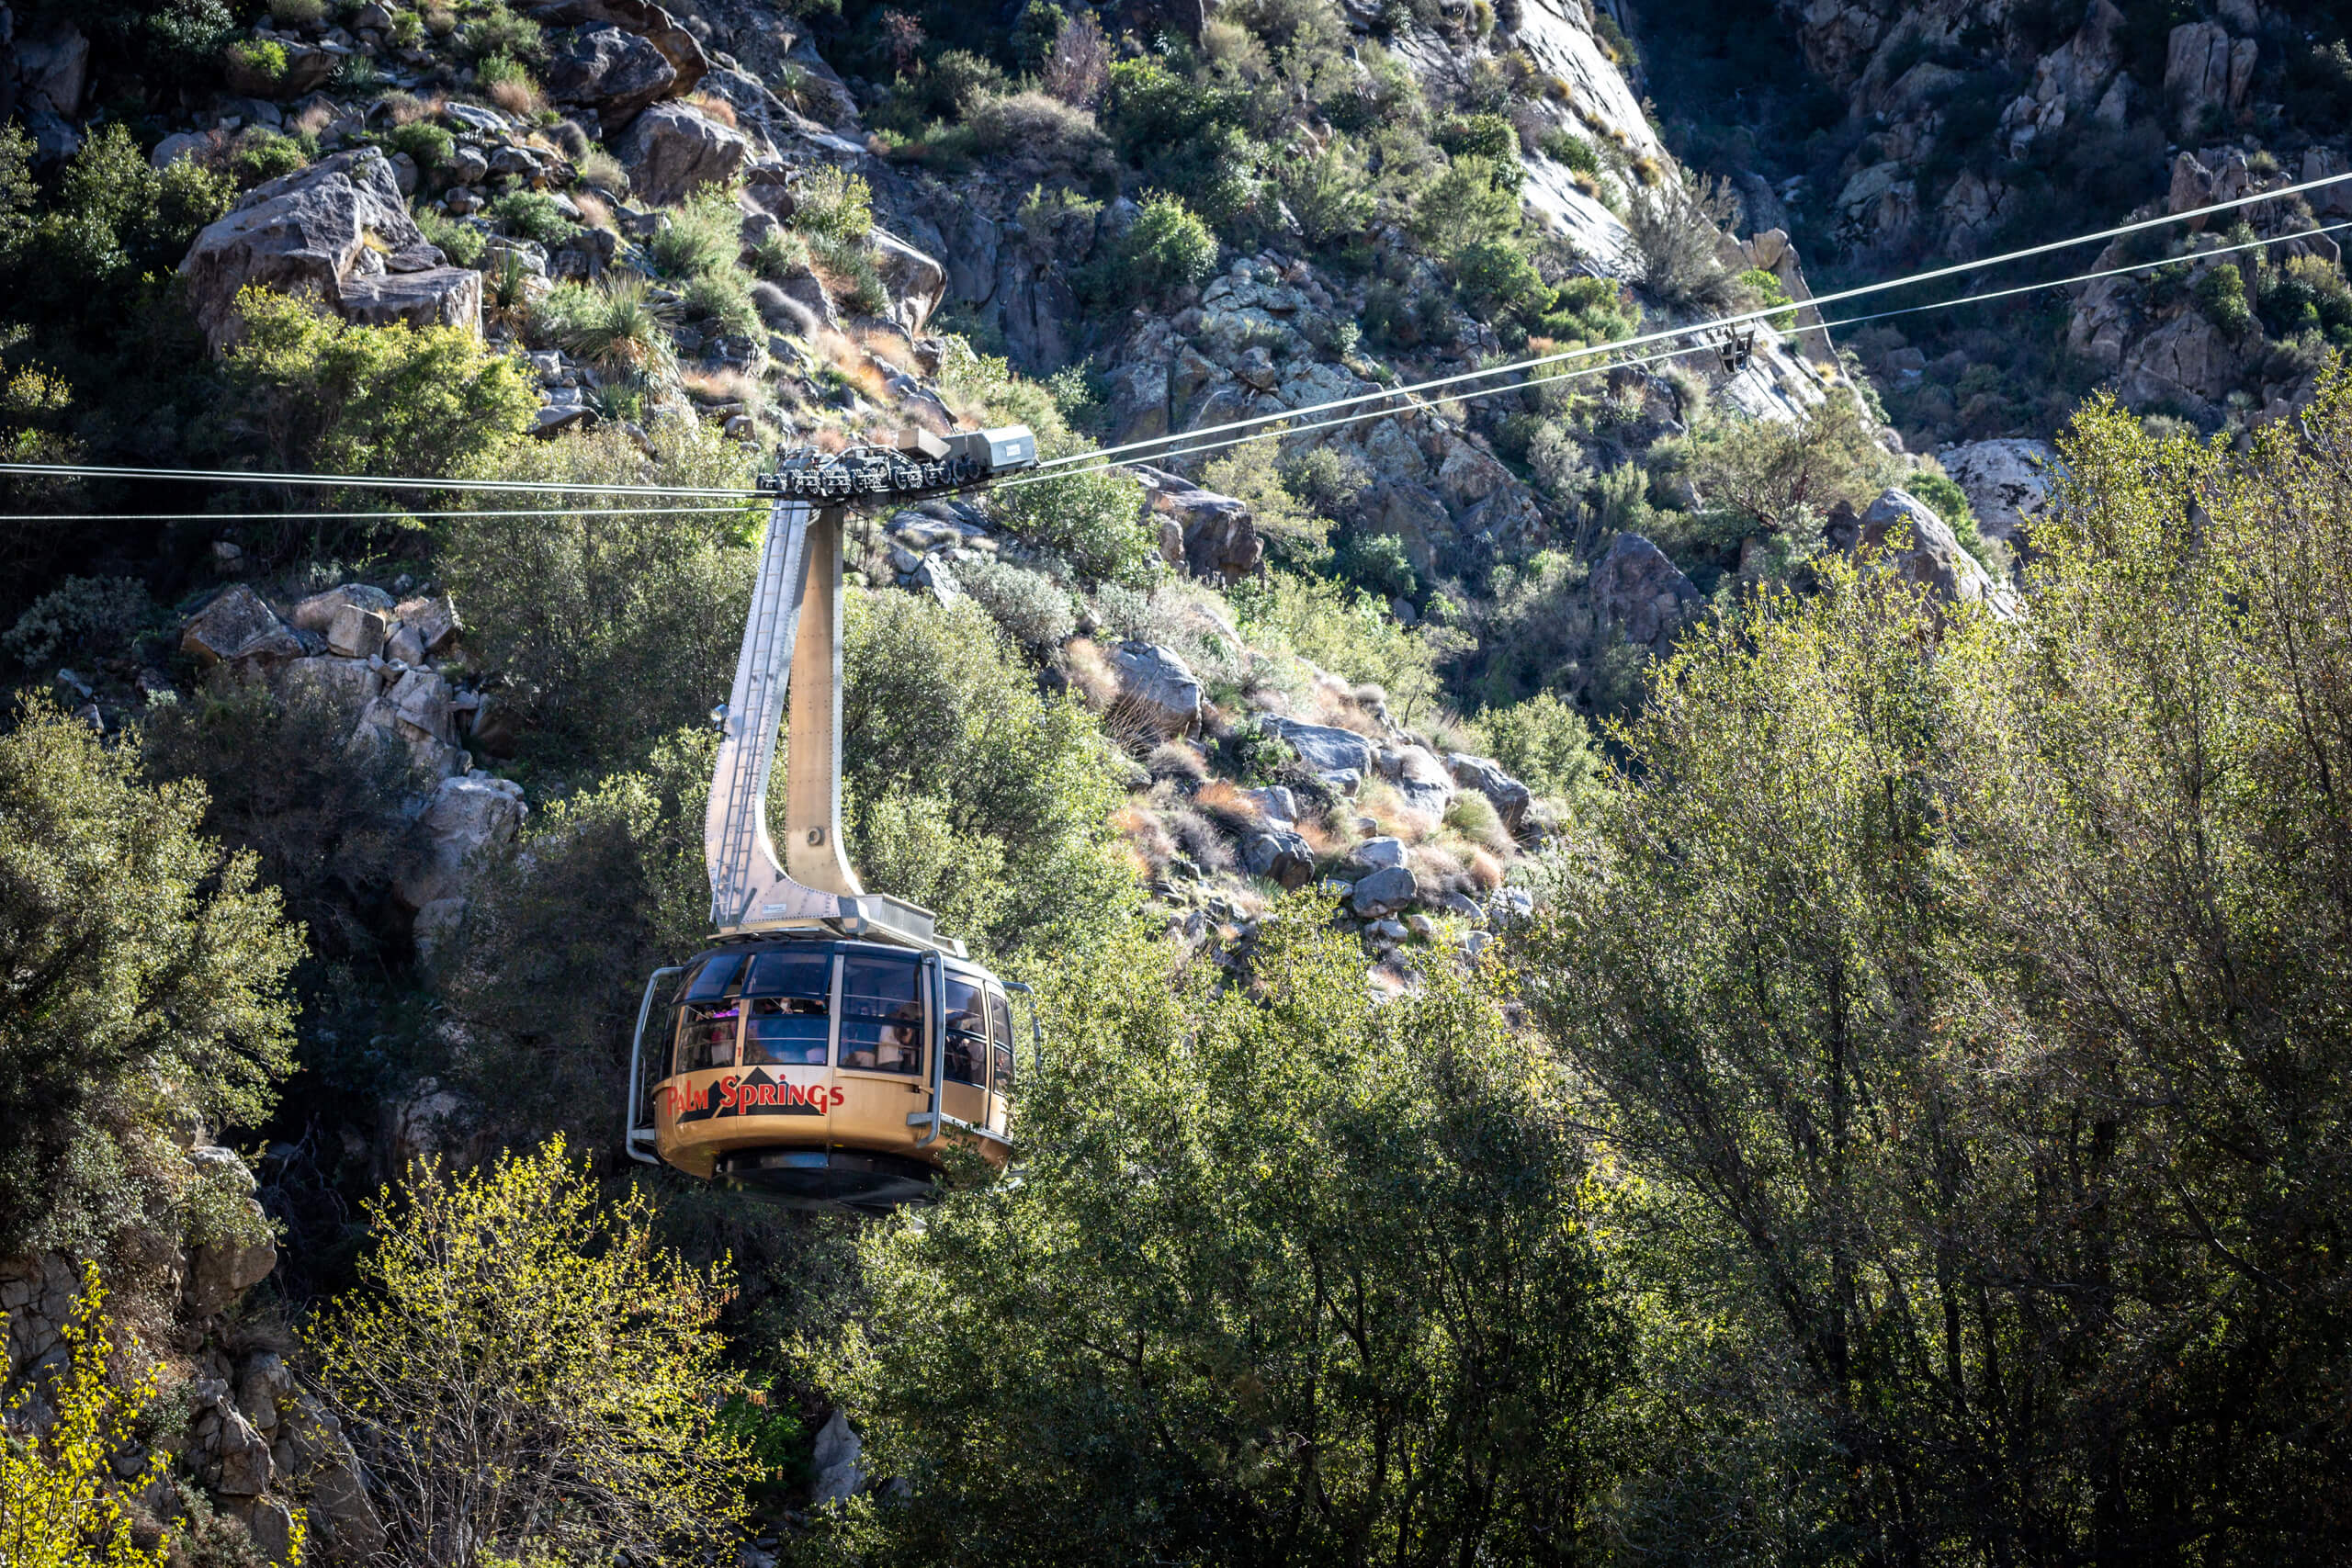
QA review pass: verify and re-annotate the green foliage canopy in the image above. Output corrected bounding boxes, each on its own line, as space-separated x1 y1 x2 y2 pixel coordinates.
800 910 1629 1566
0 702 303 1257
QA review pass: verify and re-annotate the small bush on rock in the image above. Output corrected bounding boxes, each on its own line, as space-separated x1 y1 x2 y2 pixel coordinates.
958 556 1078 652
1626 172 1743 310
789 164 873 243
990 464 1159 588
1087 190 1217 309
2 575 154 669
225 286 537 480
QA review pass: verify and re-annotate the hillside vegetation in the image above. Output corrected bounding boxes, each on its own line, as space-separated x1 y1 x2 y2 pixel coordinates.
3 0 2351 1564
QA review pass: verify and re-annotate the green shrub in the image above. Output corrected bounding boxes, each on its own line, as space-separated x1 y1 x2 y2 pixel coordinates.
390 8 425 47
2196 262 2256 336
808 232 889 315
746 225 809 281
789 164 873 243
799 914 1624 1564
990 464 1158 590
229 127 311 186
489 189 578 247
558 275 678 378
226 37 289 83
267 0 325 21
458 1 542 60
957 556 1078 652
1410 154 1522 254
647 185 741 277
1230 568 1443 722
440 423 758 767
841 590 1131 961
1539 128 1600 174
1454 237 1549 323
1438 112 1518 160
1736 266 1797 330
1275 141 1374 246
1537 273 1638 344
2 576 154 669
225 286 538 478
1481 690 1607 807
388 120 455 170
0 701 303 1258
1088 190 1218 309
415 205 487 266
682 267 761 337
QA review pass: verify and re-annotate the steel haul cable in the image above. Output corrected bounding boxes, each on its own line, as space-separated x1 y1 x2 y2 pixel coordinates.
1 175 2345 514
1002 216 2352 488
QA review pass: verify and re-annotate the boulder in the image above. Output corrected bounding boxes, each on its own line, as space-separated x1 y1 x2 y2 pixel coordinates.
1349 835 1408 872
543 25 677 126
279 655 382 717
1856 489 2021 620
811 1409 865 1506
339 266 485 335
181 585 305 669
1138 474 1263 582
1109 641 1204 735
1589 533 1700 657
614 102 749 205
179 148 442 353
2119 306 2242 414
1446 753 1532 831
210 1412 275 1496
187 1231 278 1318
870 229 947 334
2163 21 2256 138
388 594 462 663
1385 744 1454 819
325 604 390 660
413 896 469 967
395 774 526 909
1242 829 1316 889
386 668 458 744
523 0 708 96
1246 784 1300 824
291 582 396 632
1261 716 1374 778
277 1394 387 1558
1350 864 1419 918
13 26 90 118
1938 439 2057 551
151 131 211 169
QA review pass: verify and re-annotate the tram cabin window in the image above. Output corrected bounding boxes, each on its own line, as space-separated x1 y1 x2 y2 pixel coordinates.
742 949 833 1066
989 989 1015 1094
944 976 987 1086
839 951 923 1075
674 956 744 1073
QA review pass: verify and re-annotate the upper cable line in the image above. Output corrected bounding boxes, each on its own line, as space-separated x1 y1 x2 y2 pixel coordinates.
2 172 2342 519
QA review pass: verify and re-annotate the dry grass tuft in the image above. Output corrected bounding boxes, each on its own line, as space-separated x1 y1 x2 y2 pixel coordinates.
572 191 613 231
1194 778 1259 818
1466 847 1506 891
489 76 545 116
683 91 739 128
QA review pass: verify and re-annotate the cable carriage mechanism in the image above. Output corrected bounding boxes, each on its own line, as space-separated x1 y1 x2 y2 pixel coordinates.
625 425 1041 1213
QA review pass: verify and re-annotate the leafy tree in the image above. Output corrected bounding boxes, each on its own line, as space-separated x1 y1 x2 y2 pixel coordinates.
438 423 762 768
0 701 303 1258
0 124 234 329
987 460 1159 587
1199 434 1333 564
1409 154 1521 254
0 1263 182 1568
1522 371 2352 1560
841 589 1135 964
798 909 1630 1566
1085 190 1221 310
307 1136 751 1568
1481 691 1608 810
1673 388 1899 536
223 287 537 480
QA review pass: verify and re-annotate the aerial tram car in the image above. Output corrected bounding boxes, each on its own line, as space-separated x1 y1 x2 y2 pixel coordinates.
625 424 1041 1213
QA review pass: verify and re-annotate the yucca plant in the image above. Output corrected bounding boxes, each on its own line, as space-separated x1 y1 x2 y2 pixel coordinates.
563 276 677 378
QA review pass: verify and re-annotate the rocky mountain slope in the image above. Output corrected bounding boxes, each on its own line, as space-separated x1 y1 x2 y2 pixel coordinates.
7 0 2346 1557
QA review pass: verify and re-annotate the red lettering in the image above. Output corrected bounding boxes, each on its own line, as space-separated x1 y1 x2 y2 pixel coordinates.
718 1076 741 1111
831 1086 846 1109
